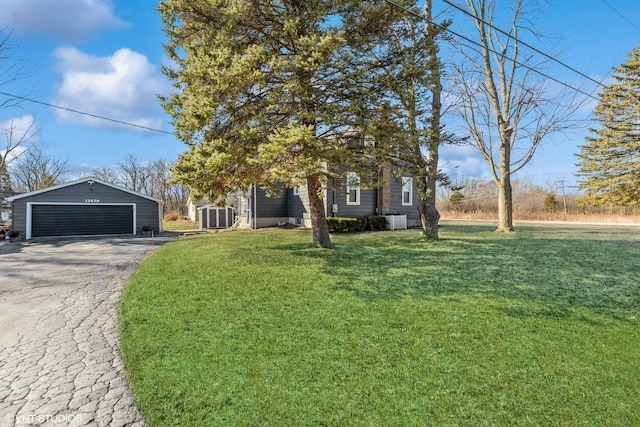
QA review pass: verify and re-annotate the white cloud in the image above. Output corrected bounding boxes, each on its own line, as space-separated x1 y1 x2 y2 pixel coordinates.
0 0 128 41
439 144 491 180
51 47 167 132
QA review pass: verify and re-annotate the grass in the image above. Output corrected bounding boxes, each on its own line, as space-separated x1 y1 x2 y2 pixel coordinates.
121 222 640 426
162 220 200 232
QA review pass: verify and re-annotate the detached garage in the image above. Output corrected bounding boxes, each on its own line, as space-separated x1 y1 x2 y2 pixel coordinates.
6 177 162 240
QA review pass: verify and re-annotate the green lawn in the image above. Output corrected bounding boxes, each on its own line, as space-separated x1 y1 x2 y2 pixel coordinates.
121 222 640 426
162 220 200 232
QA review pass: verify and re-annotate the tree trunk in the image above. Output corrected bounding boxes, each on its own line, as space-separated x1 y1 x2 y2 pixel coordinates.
424 177 440 239
306 173 332 248
416 177 440 239
496 174 514 232
496 129 514 232
422 0 441 240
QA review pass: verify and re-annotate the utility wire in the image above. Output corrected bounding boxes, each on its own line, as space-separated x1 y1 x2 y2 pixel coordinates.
0 91 174 135
381 0 599 101
599 0 640 33
440 0 606 89
2 1 617 131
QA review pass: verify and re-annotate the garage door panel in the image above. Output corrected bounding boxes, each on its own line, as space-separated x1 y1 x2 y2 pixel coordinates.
32 205 133 237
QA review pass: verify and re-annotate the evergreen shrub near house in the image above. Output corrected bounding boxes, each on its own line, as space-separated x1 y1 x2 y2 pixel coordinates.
364 215 387 231
327 217 361 232
327 216 387 232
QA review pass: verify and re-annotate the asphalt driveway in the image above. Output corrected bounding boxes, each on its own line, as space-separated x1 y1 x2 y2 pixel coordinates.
0 235 177 426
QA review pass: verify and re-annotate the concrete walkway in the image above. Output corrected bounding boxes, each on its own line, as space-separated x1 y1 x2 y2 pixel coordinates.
0 235 177 426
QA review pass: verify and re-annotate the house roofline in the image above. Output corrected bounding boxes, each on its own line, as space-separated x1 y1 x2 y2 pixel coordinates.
5 177 163 204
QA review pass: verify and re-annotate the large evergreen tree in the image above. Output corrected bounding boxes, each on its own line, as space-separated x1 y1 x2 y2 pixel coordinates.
363 0 450 239
577 44 640 206
159 0 386 248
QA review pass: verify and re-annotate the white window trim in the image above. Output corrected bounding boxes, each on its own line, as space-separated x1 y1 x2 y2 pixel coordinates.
346 172 360 206
293 186 299 196
402 177 413 206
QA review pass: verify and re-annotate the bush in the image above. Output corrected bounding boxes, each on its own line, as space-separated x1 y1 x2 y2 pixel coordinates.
163 211 182 221
544 194 558 213
364 215 387 231
327 216 387 232
450 191 465 211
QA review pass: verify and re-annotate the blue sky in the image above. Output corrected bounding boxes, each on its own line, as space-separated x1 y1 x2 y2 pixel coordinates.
0 0 639 193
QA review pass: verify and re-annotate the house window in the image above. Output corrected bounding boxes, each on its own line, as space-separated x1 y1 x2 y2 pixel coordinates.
346 172 360 206
402 177 412 206
293 186 300 196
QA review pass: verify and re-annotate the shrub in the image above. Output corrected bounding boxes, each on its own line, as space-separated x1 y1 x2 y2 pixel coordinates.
163 210 182 221
327 216 387 232
450 191 465 211
364 215 387 231
544 194 558 213
327 217 360 232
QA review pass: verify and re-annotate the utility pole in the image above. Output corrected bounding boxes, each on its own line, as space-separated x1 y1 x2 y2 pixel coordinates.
558 179 567 214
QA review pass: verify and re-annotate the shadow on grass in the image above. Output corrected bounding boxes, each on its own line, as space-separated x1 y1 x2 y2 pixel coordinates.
280 224 640 323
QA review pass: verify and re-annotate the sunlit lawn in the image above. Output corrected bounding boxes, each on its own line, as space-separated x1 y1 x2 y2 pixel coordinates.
121 222 640 426
162 220 200 232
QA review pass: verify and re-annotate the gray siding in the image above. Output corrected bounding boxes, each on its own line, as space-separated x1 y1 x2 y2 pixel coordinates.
287 187 309 219
332 188 377 217
386 174 420 222
252 186 288 218
327 177 378 218
10 181 160 237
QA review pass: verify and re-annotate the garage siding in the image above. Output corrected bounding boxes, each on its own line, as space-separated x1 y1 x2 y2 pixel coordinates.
9 179 161 239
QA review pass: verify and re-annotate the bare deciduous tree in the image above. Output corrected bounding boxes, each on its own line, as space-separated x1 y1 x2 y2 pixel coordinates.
0 29 31 111
88 166 120 184
147 159 189 215
118 154 151 194
1 29 37 178
76 157 190 215
10 146 68 192
0 117 37 170
452 0 579 231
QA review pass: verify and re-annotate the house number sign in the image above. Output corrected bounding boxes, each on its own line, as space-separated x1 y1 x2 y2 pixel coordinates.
85 199 100 203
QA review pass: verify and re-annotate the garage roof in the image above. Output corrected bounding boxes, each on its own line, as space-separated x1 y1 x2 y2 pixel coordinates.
5 177 162 203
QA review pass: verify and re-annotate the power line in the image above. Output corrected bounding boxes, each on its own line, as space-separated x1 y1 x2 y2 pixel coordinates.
0 91 173 135
2 1 615 133
439 0 606 89
599 0 640 33
380 0 600 101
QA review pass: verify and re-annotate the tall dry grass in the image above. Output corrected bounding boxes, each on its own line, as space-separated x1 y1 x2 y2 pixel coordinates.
438 191 640 224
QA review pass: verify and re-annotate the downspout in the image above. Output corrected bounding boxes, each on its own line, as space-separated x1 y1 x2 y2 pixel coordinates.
253 183 257 230
376 168 380 215
332 177 336 217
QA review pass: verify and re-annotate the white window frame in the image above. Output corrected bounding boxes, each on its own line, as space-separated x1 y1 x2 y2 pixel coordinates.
402 177 413 206
346 172 360 206
293 186 300 196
